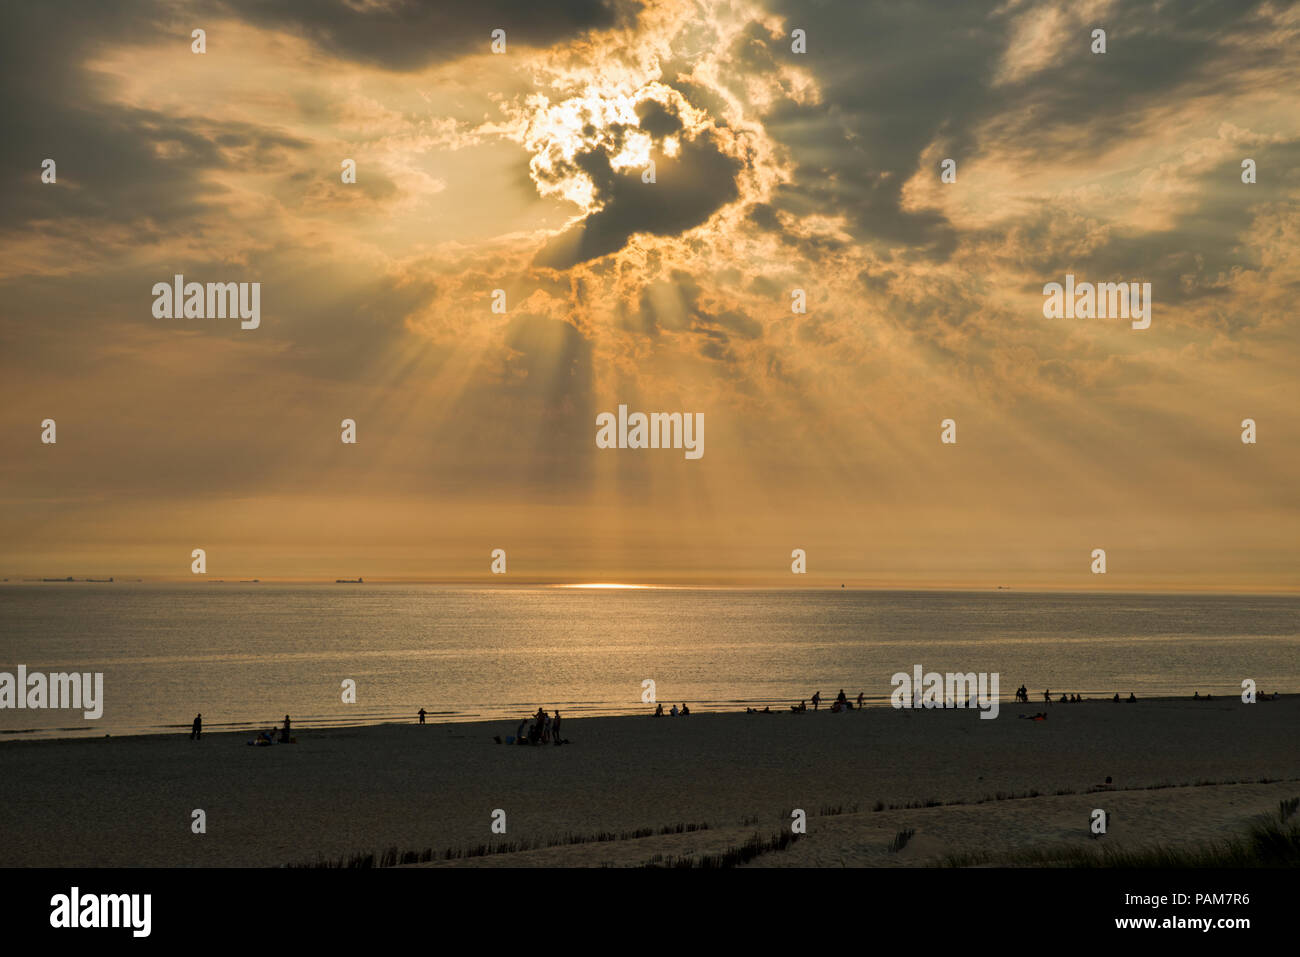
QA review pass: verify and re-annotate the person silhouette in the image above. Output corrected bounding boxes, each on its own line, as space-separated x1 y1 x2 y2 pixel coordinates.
812 692 821 711
190 713 202 740
418 708 427 724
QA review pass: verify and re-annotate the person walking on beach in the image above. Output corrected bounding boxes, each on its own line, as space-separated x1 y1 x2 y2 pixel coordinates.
811 691 821 711
190 713 202 740
1043 689 1051 704
856 692 864 709
418 708 426 724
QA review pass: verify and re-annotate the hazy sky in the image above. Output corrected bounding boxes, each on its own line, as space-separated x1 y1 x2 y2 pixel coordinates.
1 0 1296 588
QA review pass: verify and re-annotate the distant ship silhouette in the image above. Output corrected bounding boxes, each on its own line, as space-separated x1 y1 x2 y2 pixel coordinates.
335 577 364 583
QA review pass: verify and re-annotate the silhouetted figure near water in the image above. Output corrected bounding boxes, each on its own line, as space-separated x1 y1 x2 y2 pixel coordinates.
811 692 821 711
279 714 291 742
654 703 664 716
1127 692 1136 703
1043 689 1051 704
680 703 690 716
856 692 864 708
190 713 202 740
552 710 562 744
418 708 426 724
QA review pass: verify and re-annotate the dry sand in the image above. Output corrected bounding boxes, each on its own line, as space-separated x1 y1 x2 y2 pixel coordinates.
0 697 1295 867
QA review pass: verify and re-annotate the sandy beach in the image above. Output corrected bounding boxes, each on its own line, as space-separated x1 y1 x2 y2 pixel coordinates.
1 697 1295 867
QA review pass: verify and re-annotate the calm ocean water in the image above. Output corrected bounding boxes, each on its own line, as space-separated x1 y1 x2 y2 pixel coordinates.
0 585 1296 739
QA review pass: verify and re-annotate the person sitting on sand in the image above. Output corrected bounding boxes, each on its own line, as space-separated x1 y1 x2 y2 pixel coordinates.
670 704 679 716
1127 692 1136 703
1205 693 1212 701
680 703 690 716
1113 693 1120 703
654 703 664 716
836 689 847 705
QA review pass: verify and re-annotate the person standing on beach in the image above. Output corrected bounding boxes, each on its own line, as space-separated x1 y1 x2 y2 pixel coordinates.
812 691 821 711
856 692 864 709
418 708 426 724
190 713 202 740
552 710 561 744
281 714 291 742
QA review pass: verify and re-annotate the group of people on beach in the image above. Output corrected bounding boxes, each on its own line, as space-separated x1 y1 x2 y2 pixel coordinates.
789 689 863 713
652 702 690 716
1015 686 1138 704
248 714 293 745
508 707 565 746
189 712 293 745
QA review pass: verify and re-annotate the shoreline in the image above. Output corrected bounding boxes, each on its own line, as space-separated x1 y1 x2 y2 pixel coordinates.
2 692 1286 744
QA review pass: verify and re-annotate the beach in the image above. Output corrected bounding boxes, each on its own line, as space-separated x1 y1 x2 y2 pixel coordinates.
1 696 1295 867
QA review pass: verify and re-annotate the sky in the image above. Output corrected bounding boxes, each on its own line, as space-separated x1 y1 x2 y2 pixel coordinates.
0 0 1296 589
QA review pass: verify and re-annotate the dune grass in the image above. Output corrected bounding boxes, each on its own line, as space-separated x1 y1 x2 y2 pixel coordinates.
938 800 1300 868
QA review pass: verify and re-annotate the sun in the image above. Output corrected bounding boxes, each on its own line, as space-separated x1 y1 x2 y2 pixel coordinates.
554 583 660 589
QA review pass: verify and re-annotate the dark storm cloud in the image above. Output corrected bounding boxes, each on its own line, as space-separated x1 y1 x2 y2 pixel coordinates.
747 0 1290 268
0 0 309 239
216 0 637 71
534 130 743 269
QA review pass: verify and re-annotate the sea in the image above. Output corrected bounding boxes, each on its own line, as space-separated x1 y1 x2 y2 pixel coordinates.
1 585 1296 739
